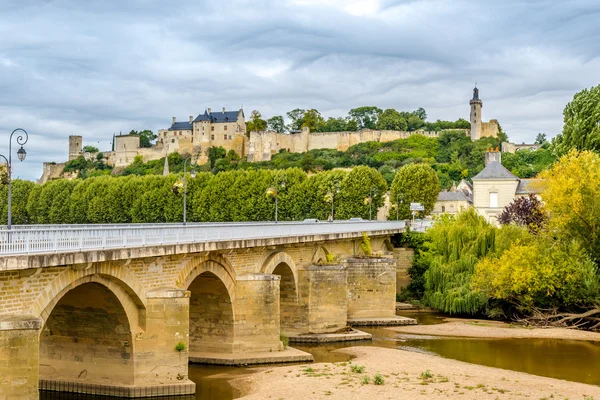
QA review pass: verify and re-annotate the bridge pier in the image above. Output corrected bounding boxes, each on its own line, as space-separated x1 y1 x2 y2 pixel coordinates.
0 316 42 399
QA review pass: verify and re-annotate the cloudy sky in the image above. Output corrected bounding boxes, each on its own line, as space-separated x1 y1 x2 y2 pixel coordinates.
1 0 599 180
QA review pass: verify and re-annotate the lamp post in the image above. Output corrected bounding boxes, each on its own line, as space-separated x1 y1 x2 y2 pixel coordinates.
396 193 403 221
182 157 196 226
0 129 29 230
369 187 378 221
273 174 285 223
328 182 340 222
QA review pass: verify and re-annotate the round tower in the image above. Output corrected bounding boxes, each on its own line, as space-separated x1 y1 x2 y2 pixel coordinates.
469 86 482 141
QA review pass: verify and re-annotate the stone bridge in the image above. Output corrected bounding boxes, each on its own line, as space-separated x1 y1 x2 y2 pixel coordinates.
0 221 406 398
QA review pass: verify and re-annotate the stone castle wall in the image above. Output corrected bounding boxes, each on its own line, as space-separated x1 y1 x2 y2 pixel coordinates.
248 128 467 162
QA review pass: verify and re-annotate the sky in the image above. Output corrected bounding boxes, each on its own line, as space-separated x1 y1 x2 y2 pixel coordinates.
1 0 599 181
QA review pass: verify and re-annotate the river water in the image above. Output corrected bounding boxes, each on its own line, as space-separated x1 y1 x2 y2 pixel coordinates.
40 311 600 399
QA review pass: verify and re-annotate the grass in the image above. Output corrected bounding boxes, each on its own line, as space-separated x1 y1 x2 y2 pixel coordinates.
175 342 186 352
303 367 314 373
361 376 370 385
350 364 366 373
373 373 385 385
280 334 289 349
420 370 433 379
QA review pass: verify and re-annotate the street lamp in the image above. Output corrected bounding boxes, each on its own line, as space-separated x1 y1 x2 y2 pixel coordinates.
268 174 286 223
328 181 340 222
369 187 378 221
396 193 404 221
182 157 196 226
0 129 29 230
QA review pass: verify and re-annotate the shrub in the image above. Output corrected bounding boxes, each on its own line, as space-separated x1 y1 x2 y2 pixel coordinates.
175 342 186 352
373 373 385 385
360 232 372 256
350 364 365 373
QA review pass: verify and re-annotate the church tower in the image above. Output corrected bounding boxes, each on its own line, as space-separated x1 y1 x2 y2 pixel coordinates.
469 86 483 141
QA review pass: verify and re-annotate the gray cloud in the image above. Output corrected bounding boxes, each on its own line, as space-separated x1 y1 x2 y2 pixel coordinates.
1 0 599 180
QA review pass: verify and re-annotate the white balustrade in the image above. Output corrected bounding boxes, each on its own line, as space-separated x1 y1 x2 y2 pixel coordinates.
0 221 406 256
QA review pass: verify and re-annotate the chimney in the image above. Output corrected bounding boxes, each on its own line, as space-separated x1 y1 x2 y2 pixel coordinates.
172 117 176 125
485 147 501 165
208 108 211 114
189 116 193 122
222 107 225 113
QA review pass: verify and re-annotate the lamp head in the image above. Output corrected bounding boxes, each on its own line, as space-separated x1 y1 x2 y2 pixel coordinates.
190 169 197 179
17 146 26 162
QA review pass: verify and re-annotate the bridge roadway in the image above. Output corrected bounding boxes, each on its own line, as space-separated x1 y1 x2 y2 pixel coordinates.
0 220 407 398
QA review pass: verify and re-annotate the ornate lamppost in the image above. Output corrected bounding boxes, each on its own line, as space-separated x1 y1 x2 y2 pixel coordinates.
182 157 196 225
328 181 340 222
267 174 286 223
0 129 29 230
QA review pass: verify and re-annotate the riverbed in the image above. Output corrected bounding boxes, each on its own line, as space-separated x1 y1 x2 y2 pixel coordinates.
41 311 600 399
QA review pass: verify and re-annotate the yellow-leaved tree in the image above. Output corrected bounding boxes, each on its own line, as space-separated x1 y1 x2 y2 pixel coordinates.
538 149 600 266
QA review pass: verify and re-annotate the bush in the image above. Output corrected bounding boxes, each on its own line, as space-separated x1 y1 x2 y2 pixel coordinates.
373 373 385 385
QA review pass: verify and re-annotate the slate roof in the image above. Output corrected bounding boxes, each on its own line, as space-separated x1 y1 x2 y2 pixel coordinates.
168 121 193 131
472 161 518 180
438 191 470 202
193 109 242 123
516 179 541 194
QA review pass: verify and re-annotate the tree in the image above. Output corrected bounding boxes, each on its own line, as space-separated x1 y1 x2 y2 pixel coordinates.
246 110 268 133
538 149 600 266
388 164 440 220
130 130 157 148
319 117 349 132
376 109 407 131
552 84 600 156
534 133 547 145
413 107 427 121
336 166 388 220
497 194 547 232
286 108 306 131
83 145 99 153
267 116 286 133
348 106 382 130
407 115 425 131
301 109 324 132
208 146 227 169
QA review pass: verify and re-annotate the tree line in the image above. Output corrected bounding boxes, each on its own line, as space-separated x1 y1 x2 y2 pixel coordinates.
0 164 441 225
246 106 471 134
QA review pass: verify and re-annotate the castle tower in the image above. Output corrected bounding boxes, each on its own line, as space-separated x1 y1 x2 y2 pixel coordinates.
469 86 483 141
68 135 82 161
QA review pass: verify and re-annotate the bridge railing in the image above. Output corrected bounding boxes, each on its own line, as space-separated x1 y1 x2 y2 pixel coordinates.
0 220 406 256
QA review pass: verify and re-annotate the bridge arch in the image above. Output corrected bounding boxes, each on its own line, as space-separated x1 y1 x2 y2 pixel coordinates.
180 255 236 353
261 251 300 334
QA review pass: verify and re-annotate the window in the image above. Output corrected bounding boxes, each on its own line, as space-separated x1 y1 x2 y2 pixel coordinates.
211 135 214 140
171 139 175 143
224 134 227 140
211 126 215 131
228 135 232 140
450 205 455 213
224 125 228 131
489 192 498 208
441 206 446 212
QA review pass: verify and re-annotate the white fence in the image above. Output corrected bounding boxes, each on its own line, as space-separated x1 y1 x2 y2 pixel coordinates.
0 220 406 256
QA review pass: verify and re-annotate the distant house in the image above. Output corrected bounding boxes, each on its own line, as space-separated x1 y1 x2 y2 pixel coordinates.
433 149 540 224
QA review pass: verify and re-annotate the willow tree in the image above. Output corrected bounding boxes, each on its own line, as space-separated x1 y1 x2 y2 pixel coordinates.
423 209 498 314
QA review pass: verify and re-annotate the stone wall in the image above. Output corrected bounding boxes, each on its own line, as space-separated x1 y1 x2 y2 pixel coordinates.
392 248 413 293
344 257 396 319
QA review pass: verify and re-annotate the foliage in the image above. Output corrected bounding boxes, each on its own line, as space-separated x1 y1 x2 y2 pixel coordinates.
208 146 227 169
83 145 99 153
0 164 8 185
348 106 382 129
246 110 268 133
350 364 365 373
535 133 547 145
175 342 186 352
286 108 306 131
267 116 286 133
552 84 600 157
360 232 372 256
336 166 388 220
473 236 599 312
538 150 600 266
497 194 547 232
373 373 384 385
393 231 428 299
376 109 407 131
279 333 289 349
0 179 36 224
501 148 555 178
302 109 324 132
130 129 158 148
389 164 440 219
422 210 509 315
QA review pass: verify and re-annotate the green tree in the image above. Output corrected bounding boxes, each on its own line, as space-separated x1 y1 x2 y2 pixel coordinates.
552 84 600 156
388 164 440 219
129 130 158 148
83 145 99 153
302 109 324 132
286 108 306 131
0 179 35 224
413 107 427 121
208 146 227 169
376 109 407 131
407 115 425 131
246 110 268 133
534 133 547 145
348 106 383 129
337 166 388 220
267 116 286 133
319 117 349 132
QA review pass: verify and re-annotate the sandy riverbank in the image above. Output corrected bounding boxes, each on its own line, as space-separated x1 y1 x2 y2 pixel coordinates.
390 318 600 341
231 346 600 399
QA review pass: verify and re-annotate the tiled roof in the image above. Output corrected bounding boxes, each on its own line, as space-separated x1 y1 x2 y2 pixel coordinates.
516 179 542 194
168 122 193 131
438 191 469 202
193 109 241 123
472 161 518 180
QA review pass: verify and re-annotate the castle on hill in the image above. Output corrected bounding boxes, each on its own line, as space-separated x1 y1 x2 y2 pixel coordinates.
39 88 501 183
